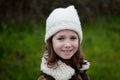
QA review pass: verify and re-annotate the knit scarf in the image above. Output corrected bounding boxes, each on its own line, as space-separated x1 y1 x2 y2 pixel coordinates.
40 57 90 80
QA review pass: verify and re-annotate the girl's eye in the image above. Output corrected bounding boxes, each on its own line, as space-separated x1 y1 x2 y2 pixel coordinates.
71 37 77 40
57 37 64 40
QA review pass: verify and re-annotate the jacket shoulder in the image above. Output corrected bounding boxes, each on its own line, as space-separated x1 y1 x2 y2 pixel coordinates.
38 75 47 80
38 73 55 80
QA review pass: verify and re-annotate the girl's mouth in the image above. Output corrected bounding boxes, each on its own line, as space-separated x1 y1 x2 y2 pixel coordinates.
62 50 72 54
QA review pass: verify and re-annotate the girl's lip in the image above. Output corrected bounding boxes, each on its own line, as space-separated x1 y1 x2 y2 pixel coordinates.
62 50 72 54
62 49 72 51
62 50 72 52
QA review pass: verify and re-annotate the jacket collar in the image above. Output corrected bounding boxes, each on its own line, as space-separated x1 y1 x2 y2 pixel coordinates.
40 56 90 80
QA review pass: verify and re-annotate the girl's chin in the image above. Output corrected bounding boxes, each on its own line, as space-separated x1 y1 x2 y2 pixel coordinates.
60 55 73 59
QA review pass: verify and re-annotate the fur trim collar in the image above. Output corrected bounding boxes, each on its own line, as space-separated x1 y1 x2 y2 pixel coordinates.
80 60 90 70
40 57 90 80
41 57 75 80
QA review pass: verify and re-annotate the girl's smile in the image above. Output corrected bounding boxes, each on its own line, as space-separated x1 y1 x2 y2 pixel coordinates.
52 30 79 59
61 50 72 56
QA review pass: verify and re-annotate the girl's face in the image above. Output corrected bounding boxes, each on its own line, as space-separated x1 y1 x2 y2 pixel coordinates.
52 30 79 59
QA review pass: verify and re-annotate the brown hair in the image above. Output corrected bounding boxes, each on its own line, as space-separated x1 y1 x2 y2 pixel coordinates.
44 35 85 69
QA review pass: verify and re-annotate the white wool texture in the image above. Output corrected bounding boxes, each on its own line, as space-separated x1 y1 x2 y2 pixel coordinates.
45 5 83 44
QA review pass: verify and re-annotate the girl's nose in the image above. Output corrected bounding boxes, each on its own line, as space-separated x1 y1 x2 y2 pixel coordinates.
64 42 71 48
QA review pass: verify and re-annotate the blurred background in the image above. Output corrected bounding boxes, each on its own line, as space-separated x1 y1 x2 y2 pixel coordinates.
0 0 120 80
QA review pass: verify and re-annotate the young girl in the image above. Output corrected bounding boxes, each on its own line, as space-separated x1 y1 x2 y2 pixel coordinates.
38 5 90 80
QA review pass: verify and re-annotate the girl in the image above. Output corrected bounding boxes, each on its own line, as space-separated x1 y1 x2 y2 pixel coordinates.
38 5 90 80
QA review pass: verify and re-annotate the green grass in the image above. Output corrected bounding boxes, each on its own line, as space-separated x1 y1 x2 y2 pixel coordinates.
82 17 120 80
0 17 120 80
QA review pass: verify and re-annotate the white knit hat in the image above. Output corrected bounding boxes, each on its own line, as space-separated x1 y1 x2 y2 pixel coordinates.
45 5 83 44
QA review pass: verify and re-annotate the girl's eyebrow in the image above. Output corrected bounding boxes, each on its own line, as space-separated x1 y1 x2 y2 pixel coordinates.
56 35 65 37
70 34 78 37
56 34 78 37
